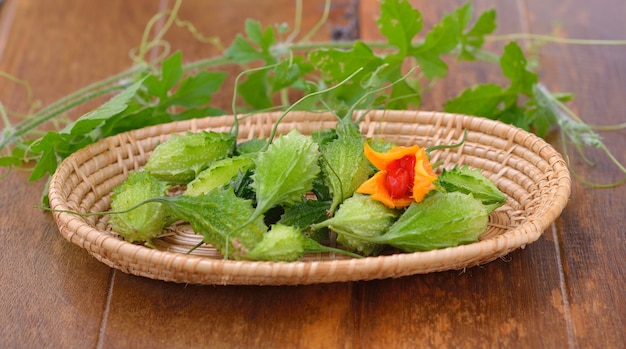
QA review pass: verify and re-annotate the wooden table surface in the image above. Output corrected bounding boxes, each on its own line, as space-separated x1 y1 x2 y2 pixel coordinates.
1 0 624 348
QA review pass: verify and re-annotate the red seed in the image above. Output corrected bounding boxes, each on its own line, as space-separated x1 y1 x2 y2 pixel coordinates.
386 167 412 198
385 155 416 198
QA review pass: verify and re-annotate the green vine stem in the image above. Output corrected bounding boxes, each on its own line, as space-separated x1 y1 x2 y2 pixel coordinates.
533 83 626 188
488 33 626 46
7 28 626 154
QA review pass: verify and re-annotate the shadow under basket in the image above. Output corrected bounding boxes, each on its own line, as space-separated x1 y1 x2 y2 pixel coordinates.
48 110 571 285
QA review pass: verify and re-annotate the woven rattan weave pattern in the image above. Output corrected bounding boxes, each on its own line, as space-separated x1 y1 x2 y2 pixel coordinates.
48 110 571 285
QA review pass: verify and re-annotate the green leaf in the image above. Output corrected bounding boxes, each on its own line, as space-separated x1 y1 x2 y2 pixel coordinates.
524 106 553 137
245 19 275 52
377 0 423 55
498 105 530 130
377 62 421 109
0 145 27 167
388 78 421 109
99 105 168 136
64 78 146 136
225 35 269 64
465 9 497 47
28 133 65 181
500 42 537 95
437 165 506 212
455 2 474 33
238 69 272 110
228 169 256 201
444 83 505 118
160 51 184 92
236 137 267 155
457 5 497 60
251 129 321 218
150 189 267 260
279 199 331 231
410 11 460 78
309 42 382 83
308 41 386 107
415 51 450 79
320 121 373 212
0 155 21 167
144 51 184 98
171 106 225 121
29 128 83 181
269 58 312 92
225 19 276 64
245 19 265 47
446 42 539 126
164 71 227 108
415 12 459 54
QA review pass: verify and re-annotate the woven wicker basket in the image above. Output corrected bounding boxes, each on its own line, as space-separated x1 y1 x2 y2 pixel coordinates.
48 110 571 285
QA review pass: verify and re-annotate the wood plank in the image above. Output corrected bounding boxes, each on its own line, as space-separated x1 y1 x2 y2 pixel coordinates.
87 1 360 347
524 0 626 347
355 1 574 347
355 246 572 348
100 273 355 348
0 170 111 348
0 1 160 347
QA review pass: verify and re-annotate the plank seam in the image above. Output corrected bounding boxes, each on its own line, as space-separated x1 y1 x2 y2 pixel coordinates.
550 223 577 348
96 269 116 349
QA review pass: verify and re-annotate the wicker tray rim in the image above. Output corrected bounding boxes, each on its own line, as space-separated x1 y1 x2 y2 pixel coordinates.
48 110 571 285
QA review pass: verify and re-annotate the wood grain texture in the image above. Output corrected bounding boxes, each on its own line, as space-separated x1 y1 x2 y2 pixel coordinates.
523 0 626 347
0 0 624 348
0 1 159 347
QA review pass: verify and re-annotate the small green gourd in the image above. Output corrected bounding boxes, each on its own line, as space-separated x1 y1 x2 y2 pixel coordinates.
109 171 170 244
143 131 236 184
338 191 490 252
245 223 361 262
184 155 254 196
313 193 399 256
